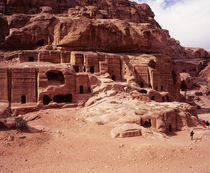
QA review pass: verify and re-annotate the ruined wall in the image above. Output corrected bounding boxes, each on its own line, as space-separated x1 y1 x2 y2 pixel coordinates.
10 68 37 104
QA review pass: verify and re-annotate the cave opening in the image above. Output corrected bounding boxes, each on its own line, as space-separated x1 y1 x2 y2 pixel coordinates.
162 96 165 102
36 39 45 46
90 66 95 73
43 95 52 105
53 94 72 103
139 89 147 94
140 82 144 88
74 66 79 72
181 81 187 91
46 71 65 84
112 75 116 81
144 119 151 128
21 95 26 104
166 95 170 102
28 57 34 62
80 85 84 94
169 124 172 132
148 60 156 69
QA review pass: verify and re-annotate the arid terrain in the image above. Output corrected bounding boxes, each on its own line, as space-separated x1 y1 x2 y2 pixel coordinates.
1 105 210 173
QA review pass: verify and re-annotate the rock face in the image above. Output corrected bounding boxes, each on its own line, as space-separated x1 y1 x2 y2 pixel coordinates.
0 0 205 136
84 93 198 135
55 18 174 54
1 0 185 59
1 0 158 24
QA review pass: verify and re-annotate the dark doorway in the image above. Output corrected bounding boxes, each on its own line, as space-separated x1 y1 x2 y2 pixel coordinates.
144 119 151 128
151 96 155 100
90 66 94 73
83 66 86 72
88 87 91 93
166 96 169 102
21 95 26 104
169 124 172 132
182 69 186 72
155 86 158 91
140 82 144 88
80 85 84 94
162 96 165 102
148 60 156 69
0 122 6 129
53 94 72 103
112 75 116 81
149 84 152 88
161 86 163 91
36 39 45 46
28 57 34 62
139 89 147 94
74 66 79 72
43 95 52 105
181 81 187 91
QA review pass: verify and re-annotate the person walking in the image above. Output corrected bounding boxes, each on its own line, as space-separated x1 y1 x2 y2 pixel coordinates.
202 121 206 128
206 121 209 128
190 130 194 140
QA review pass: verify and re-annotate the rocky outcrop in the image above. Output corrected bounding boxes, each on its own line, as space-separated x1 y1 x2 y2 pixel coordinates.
7 14 31 29
180 73 193 90
184 47 210 59
1 0 158 25
54 18 180 55
0 0 184 59
3 14 57 50
84 92 198 135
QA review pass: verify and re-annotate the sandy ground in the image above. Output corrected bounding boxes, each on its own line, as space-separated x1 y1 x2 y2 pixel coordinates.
0 107 210 173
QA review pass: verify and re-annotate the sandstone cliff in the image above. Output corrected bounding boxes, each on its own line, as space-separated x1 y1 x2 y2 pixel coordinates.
0 0 186 60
